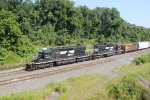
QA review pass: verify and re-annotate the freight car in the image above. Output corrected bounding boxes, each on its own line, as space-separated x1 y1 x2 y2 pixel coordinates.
121 43 138 53
138 42 149 50
26 46 88 70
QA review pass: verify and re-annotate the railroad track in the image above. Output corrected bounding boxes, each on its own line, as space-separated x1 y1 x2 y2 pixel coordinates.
0 58 115 86
129 48 150 56
0 70 26 77
0 48 149 78
0 48 150 86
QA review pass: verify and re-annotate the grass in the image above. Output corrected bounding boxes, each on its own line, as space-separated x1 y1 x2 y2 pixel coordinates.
0 51 33 71
56 60 150 100
97 54 150 100
0 83 55 100
1 54 150 100
0 74 108 100
132 53 150 65
58 74 108 100
106 63 150 100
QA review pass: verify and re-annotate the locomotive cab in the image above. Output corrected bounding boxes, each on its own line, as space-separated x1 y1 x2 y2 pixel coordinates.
32 48 52 62
113 44 123 54
94 44 114 55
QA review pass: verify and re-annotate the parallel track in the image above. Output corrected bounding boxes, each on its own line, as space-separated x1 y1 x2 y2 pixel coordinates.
0 70 26 77
0 58 115 86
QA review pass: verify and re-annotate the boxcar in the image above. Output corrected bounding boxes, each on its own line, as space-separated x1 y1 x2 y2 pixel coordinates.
121 43 138 53
137 42 149 50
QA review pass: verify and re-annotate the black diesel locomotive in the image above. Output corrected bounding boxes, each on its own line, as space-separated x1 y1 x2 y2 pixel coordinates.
26 44 122 70
92 44 122 59
26 46 88 70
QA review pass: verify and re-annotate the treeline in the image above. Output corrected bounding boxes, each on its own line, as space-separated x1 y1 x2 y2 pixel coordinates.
0 0 150 65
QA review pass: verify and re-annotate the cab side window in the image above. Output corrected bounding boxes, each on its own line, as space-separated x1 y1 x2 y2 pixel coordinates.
44 53 51 59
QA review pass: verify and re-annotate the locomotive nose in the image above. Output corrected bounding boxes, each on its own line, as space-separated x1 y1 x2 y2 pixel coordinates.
25 63 32 71
32 54 38 60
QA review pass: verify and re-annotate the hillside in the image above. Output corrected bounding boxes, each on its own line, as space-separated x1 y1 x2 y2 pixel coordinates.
0 0 150 65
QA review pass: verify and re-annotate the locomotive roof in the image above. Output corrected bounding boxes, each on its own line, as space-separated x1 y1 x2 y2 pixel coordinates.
94 44 113 46
42 48 52 53
51 45 86 50
94 44 121 46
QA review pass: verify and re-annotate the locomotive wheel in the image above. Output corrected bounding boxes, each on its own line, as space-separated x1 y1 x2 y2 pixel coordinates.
43 63 45 69
35 65 38 70
76 58 79 62
48 64 51 68
55 61 62 66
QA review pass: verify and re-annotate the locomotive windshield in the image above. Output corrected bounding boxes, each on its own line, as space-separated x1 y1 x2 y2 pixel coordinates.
32 54 42 62
42 48 52 59
32 48 52 62
32 54 39 60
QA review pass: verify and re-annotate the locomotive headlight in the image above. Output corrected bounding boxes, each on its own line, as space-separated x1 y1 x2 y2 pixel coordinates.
32 54 38 60
94 48 99 52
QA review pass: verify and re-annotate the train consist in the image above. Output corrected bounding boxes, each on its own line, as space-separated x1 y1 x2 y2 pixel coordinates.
25 41 150 70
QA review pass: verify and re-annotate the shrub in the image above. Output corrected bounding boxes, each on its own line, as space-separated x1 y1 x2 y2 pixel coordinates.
0 48 7 65
107 77 150 100
133 53 150 65
133 58 145 65
54 84 67 94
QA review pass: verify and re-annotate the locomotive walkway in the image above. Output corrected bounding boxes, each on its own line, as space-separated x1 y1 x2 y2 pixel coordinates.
0 48 150 96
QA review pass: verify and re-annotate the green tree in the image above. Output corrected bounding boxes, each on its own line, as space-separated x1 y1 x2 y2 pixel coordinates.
0 9 34 56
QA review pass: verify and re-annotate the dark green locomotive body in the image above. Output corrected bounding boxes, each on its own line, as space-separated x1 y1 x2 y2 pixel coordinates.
26 46 88 70
92 44 122 59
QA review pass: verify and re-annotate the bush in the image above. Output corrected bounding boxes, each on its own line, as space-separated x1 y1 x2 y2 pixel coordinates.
0 48 7 65
54 83 67 94
133 54 150 65
133 58 145 65
107 77 150 100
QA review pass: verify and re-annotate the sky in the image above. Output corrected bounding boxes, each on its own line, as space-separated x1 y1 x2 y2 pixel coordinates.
71 0 150 28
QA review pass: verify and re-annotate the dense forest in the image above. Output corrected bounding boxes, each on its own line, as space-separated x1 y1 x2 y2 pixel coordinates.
0 0 150 65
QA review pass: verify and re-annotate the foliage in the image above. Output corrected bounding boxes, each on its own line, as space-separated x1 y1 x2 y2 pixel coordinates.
0 48 7 65
1 0 150 47
108 76 150 100
54 83 67 94
133 53 150 65
0 0 150 65
0 9 34 65
0 84 54 100
107 54 150 100
58 74 107 100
